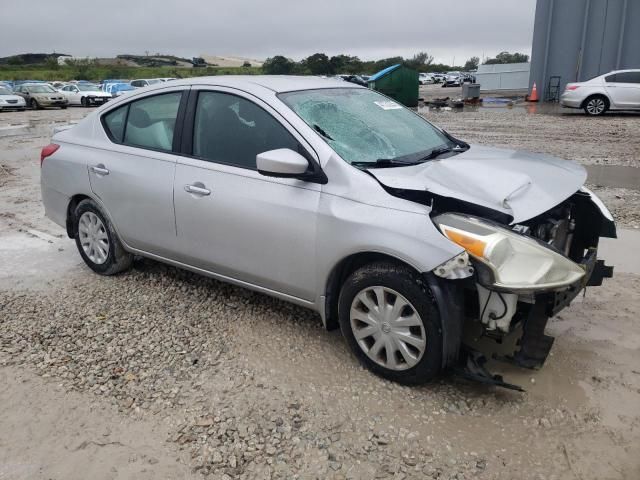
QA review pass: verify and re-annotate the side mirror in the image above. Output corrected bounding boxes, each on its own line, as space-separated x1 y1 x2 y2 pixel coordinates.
257 148 328 184
257 148 309 177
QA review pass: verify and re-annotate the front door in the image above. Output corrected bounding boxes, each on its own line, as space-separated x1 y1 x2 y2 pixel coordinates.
173 89 321 301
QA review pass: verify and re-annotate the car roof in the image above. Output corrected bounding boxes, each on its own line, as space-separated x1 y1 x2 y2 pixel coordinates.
602 69 640 75
145 75 362 93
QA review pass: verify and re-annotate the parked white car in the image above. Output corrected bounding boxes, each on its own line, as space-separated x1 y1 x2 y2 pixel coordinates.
419 73 434 85
560 69 640 116
0 86 27 111
59 84 112 107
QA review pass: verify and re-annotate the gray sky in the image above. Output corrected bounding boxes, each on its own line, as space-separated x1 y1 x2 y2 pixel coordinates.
1 0 536 63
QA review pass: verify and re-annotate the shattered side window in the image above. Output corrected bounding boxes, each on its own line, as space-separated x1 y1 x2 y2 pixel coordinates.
280 88 449 164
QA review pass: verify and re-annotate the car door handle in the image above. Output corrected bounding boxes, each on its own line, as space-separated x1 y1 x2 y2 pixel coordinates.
90 165 110 175
184 184 211 196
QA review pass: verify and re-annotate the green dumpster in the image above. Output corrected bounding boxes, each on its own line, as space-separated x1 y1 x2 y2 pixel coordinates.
367 64 419 107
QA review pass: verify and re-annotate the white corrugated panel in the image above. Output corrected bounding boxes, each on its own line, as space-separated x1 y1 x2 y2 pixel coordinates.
475 63 531 91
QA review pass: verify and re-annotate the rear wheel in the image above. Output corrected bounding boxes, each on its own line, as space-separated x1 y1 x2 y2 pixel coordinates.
73 199 133 275
338 262 443 384
583 95 609 116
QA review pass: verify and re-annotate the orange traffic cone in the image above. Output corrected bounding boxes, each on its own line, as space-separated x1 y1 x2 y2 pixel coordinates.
528 82 539 102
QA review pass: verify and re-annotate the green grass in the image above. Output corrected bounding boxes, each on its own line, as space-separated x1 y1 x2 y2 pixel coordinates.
0 65 263 82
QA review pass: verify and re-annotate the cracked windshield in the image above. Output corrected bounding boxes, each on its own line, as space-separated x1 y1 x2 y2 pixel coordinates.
280 88 450 165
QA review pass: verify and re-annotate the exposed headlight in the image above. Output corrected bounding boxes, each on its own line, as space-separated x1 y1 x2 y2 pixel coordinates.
433 213 585 291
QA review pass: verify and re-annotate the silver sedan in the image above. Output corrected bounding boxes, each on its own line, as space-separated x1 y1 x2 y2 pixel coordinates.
40 76 615 387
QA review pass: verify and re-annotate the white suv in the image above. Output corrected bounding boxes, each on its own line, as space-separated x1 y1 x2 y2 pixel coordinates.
560 69 640 116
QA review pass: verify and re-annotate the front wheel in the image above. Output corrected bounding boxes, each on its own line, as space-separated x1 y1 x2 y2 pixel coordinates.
338 262 443 384
583 95 609 116
30 98 40 110
81 96 88 107
73 199 133 275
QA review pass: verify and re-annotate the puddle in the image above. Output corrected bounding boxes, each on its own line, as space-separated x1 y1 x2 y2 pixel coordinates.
416 101 531 115
0 232 83 290
585 164 640 190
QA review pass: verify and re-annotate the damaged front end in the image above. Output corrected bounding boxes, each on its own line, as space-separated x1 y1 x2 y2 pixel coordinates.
428 188 615 390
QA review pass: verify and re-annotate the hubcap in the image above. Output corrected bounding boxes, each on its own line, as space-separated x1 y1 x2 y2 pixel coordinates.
587 98 605 114
350 286 426 371
78 211 109 265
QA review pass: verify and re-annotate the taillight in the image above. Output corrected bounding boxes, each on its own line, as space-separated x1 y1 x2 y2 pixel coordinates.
565 85 580 91
40 143 59 167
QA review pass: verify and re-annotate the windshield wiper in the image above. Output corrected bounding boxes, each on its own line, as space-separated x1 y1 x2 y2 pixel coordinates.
418 146 455 161
351 158 423 169
313 124 334 141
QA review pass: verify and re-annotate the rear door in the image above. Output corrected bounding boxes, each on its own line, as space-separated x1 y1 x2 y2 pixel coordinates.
88 88 188 257
605 72 640 108
173 87 321 300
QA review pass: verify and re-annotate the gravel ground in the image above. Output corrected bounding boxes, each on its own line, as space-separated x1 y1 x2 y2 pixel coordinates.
1 106 639 479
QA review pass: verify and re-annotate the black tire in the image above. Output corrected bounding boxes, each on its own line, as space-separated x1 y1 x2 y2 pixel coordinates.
81 97 88 107
73 199 133 275
583 95 609 116
61 105 67 109
338 262 443 384
30 98 40 110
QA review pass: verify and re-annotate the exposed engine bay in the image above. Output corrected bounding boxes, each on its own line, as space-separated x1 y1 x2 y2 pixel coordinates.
387 184 616 390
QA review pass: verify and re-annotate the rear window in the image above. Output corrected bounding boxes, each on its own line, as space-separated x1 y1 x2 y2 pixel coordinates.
612 72 640 84
103 105 127 142
102 92 182 151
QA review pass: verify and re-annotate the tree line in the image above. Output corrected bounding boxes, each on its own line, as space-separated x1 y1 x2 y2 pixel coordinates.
263 51 529 75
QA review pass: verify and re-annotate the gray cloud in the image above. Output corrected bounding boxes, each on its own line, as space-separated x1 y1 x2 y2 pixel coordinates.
0 0 536 62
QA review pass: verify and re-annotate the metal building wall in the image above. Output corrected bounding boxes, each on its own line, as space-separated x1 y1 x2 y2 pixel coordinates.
530 0 640 99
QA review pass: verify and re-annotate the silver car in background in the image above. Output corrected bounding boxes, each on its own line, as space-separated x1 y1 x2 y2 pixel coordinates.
40 76 615 388
14 83 68 109
0 86 27 111
560 69 640 116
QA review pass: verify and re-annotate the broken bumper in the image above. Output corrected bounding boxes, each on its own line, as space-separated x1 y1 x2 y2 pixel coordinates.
549 248 613 316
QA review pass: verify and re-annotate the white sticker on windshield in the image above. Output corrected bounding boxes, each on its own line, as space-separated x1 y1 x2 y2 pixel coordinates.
374 100 402 110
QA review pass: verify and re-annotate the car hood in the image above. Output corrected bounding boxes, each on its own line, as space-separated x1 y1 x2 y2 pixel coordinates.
368 145 587 223
0 94 25 102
